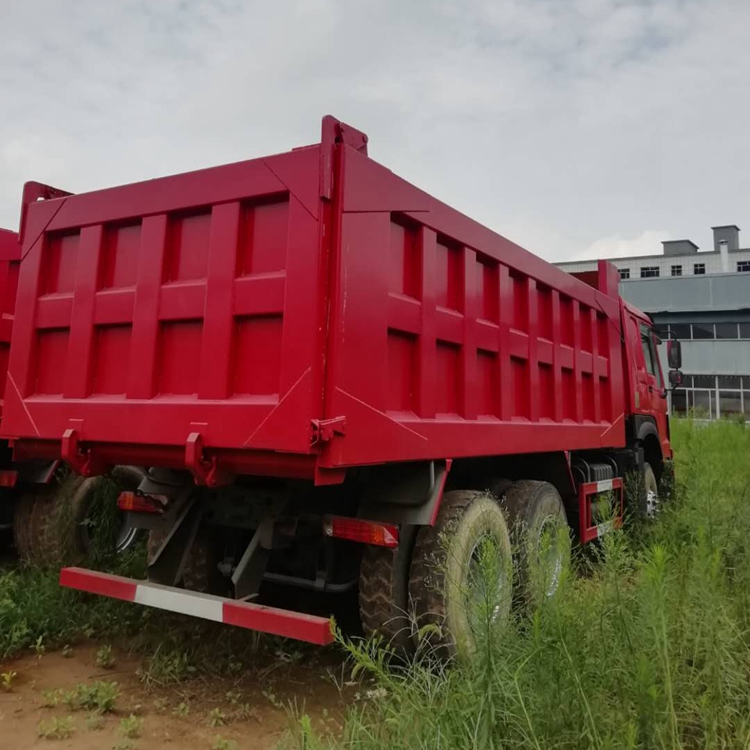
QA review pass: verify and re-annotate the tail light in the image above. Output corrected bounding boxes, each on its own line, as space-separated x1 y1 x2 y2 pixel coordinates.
0 470 18 488
116 491 163 514
323 516 399 548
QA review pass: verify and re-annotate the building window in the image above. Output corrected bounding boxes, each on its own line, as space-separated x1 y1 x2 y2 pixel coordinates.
692 323 714 340
740 323 750 339
640 266 660 278
693 375 716 388
718 375 742 388
715 323 739 339
618 268 630 280
670 265 682 276
671 388 688 415
720 391 743 416
692 390 714 418
737 261 750 272
669 323 692 340
694 263 706 275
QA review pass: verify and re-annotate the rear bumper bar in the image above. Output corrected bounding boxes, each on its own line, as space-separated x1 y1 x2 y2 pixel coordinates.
60 567 334 646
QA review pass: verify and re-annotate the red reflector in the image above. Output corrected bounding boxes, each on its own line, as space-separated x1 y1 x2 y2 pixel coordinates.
116 491 161 514
0 470 18 488
323 516 399 548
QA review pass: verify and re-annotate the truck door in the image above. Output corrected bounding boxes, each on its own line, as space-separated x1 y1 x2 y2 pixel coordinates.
638 322 670 451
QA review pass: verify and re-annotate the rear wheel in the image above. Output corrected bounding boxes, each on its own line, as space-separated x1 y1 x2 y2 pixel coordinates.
17 474 141 566
13 492 37 561
30 476 94 565
409 491 513 659
358 527 416 652
499 480 570 605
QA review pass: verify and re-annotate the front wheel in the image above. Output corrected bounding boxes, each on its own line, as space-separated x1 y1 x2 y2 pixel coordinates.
642 462 659 517
409 491 513 660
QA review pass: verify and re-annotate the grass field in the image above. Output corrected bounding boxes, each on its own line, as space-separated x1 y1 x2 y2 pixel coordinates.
2 420 749 749
296 419 750 750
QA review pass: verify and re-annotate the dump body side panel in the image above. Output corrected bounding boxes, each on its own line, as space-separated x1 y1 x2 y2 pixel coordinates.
3 149 327 466
320 146 625 469
5 122 630 478
0 229 20 419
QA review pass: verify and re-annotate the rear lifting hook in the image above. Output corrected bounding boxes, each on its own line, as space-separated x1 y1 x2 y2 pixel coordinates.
185 432 234 487
61 428 103 476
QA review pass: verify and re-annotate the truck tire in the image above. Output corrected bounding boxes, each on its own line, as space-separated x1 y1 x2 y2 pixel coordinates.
20 475 139 566
499 480 570 605
13 491 38 561
626 462 660 518
409 491 513 659
147 529 211 593
642 462 659 517
358 526 416 652
28 476 89 565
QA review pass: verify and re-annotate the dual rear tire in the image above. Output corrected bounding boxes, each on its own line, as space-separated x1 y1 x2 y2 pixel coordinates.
501 481 570 605
14 472 141 566
409 491 513 658
358 482 570 659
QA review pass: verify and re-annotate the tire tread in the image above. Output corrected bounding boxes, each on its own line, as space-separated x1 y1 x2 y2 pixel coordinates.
408 490 487 654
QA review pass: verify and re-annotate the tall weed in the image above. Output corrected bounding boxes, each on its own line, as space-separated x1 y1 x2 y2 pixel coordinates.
299 420 750 749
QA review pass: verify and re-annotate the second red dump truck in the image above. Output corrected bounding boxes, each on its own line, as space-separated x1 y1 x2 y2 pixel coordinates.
2 205 143 564
3 117 681 655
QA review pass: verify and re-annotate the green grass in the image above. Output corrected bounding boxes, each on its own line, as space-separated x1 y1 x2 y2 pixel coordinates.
293 419 750 750
3 419 749 748
0 534 291 683
0 557 146 660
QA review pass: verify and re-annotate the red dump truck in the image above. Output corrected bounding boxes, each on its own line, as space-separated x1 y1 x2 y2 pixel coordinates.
0 223 61 550
3 117 681 655
1 192 153 563
0 226 21 486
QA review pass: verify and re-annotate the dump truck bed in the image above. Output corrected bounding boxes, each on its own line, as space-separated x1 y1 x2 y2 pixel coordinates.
3 118 625 482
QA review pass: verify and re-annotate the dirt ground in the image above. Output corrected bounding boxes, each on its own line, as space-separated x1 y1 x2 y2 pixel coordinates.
0 642 350 750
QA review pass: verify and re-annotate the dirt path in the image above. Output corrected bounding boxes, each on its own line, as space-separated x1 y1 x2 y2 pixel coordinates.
0 643 349 749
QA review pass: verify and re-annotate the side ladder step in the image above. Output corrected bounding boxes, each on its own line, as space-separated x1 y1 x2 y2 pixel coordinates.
60 567 334 645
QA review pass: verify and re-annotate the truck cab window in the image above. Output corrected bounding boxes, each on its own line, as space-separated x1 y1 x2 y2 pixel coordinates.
640 325 662 387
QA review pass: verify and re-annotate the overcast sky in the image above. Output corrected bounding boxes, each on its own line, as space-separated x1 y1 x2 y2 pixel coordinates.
1 0 748 262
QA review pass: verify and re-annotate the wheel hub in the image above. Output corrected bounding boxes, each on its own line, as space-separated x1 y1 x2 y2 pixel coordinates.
536 515 565 598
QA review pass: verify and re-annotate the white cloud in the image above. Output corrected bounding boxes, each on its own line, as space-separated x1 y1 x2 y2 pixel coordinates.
574 230 673 261
1 0 749 262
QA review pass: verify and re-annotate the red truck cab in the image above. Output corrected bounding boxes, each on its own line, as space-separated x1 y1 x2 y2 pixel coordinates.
622 301 672 464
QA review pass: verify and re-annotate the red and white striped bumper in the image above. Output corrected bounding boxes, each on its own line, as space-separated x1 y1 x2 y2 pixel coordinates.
60 567 334 645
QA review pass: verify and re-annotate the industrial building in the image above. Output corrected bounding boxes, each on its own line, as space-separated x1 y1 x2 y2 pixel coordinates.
556 225 750 419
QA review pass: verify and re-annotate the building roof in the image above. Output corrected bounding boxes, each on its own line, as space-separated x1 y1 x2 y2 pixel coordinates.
555 246 750 267
556 251 717 267
663 239 699 250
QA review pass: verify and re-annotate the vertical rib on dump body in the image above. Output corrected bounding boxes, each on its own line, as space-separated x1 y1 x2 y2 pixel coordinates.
3 117 625 482
0 228 20 419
